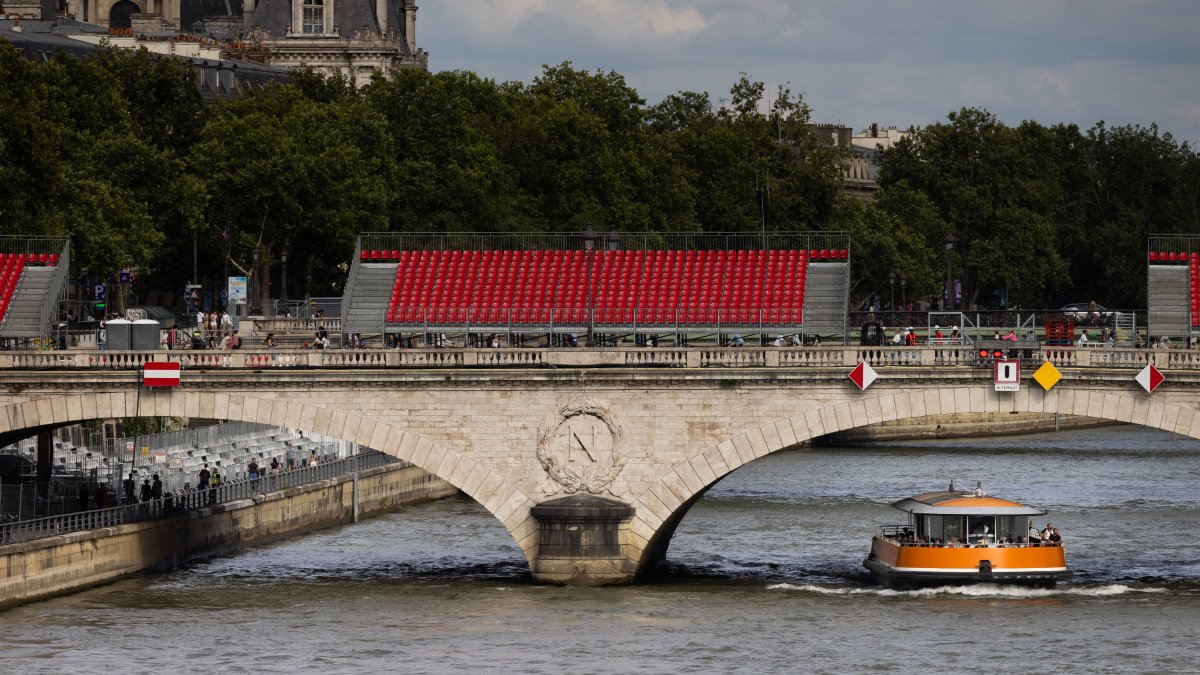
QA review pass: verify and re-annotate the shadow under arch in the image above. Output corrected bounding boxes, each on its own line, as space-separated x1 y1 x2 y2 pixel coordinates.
0 390 539 565
631 387 1200 577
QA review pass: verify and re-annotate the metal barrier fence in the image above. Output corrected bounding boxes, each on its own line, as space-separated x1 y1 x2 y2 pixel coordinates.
0 451 405 546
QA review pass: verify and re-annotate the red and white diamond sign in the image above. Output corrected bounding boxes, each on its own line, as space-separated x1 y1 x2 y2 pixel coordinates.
849 362 878 391
143 361 181 387
1135 363 1164 394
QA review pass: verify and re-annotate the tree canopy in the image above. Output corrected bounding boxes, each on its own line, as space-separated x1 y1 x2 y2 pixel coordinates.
1 41 1197 314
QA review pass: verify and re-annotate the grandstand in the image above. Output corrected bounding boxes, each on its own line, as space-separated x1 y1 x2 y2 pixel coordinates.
341 232 851 344
0 236 70 341
1147 234 1200 340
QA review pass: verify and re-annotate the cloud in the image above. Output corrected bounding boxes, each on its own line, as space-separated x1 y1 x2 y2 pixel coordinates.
420 0 1200 146
449 0 706 41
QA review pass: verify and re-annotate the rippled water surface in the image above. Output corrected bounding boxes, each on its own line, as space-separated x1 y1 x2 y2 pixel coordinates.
2 426 1198 674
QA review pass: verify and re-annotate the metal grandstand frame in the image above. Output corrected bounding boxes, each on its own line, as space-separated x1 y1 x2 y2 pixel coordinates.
348 231 851 343
356 231 849 254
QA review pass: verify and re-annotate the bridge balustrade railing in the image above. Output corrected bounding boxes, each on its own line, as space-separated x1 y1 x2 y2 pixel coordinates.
0 452 405 546
1 346 1199 371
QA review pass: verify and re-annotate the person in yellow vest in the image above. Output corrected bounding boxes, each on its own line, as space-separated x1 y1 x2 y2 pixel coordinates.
209 468 222 503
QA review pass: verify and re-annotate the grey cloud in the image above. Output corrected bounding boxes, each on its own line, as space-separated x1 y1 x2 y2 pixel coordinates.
422 1 1200 145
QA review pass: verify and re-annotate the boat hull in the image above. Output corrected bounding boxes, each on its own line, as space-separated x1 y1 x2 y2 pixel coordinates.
864 537 1070 589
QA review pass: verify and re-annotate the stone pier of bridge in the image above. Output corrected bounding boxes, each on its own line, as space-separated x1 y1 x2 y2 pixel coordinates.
1 347 1198 584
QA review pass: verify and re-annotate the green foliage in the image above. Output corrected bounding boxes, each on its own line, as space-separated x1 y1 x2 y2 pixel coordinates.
1 40 1197 314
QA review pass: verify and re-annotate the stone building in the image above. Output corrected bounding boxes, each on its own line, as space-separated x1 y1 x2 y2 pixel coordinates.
8 0 427 86
243 0 426 86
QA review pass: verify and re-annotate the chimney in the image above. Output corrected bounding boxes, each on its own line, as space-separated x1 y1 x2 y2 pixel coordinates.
871 122 879 137
377 0 387 33
405 1 417 51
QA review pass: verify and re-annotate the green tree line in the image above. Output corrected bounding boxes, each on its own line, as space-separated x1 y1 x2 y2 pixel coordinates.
2 41 1197 313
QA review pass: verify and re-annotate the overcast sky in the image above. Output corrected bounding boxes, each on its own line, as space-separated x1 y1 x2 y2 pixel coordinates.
420 1 1200 147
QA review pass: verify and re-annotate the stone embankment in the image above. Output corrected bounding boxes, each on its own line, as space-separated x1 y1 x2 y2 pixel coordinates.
0 464 457 610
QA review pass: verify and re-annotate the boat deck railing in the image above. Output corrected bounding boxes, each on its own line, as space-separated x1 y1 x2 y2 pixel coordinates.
875 526 1062 549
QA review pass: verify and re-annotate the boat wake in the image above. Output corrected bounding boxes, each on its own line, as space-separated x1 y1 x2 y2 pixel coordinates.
765 582 1169 598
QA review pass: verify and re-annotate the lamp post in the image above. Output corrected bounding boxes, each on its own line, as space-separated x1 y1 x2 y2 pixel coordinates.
606 230 619 252
899 271 908 310
583 224 596 346
943 232 956 310
888 270 896 311
251 248 259 316
280 249 289 315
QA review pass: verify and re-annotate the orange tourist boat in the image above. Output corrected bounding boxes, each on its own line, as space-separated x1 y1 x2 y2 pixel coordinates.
864 483 1071 588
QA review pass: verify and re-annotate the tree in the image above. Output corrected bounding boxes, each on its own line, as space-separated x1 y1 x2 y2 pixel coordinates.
878 109 1068 308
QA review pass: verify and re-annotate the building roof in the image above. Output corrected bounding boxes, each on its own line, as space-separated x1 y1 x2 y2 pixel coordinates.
0 19 290 98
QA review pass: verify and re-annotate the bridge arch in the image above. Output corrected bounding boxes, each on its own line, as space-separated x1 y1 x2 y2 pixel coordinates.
630 386 1200 576
0 391 539 563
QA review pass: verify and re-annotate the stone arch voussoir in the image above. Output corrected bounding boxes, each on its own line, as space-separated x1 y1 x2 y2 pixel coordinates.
632 386 1200 573
0 390 539 563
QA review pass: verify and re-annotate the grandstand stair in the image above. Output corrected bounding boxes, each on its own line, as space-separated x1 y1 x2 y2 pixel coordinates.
1148 265 1189 338
342 262 398 336
801 262 850 338
1 266 57 338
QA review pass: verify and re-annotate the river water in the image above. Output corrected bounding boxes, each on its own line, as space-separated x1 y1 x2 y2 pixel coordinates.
2 426 1198 674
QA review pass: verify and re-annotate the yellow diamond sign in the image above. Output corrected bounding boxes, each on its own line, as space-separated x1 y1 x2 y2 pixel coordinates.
1033 361 1062 391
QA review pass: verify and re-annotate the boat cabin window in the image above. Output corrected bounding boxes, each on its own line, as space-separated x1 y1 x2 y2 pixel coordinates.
995 516 1022 543
968 516 996 544
923 515 967 543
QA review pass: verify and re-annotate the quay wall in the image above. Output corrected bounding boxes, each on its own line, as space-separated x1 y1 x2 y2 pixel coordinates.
824 412 1117 443
0 464 457 610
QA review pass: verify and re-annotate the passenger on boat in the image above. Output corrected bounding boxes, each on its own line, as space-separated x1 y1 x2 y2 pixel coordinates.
1049 527 1062 544
1041 522 1054 544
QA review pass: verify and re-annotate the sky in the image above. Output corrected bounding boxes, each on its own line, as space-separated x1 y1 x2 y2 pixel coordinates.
420 0 1200 147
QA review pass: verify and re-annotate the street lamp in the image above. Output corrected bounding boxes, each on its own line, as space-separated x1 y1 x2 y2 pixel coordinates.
888 270 896 311
943 232 957 310
251 248 259 315
606 230 620 252
899 272 908 310
280 249 289 315
583 224 596 346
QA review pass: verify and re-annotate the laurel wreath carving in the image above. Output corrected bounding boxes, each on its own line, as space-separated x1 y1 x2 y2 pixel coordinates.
536 396 627 495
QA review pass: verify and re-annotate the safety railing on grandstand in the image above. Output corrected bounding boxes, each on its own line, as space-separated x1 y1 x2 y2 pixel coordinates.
356 231 851 256
0 451 404 546
1 344 1198 370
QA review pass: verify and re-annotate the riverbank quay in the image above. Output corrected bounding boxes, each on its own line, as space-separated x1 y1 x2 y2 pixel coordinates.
0 462 456 610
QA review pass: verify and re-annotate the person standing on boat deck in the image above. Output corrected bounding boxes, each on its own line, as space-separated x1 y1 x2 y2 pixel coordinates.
1041 522 1054 543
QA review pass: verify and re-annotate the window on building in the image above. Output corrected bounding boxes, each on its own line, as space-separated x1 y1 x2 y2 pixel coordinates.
302 0 324 34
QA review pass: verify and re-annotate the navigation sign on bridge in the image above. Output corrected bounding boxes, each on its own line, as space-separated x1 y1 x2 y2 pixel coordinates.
994 360 1020 392
1136 364 1164 394
142 362 181 388
848 362 878 390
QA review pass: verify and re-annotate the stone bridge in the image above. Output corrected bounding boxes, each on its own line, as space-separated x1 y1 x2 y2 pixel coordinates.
2 345 1198 584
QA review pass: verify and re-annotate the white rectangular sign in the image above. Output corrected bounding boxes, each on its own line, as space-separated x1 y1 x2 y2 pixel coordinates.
994 360 1020 391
